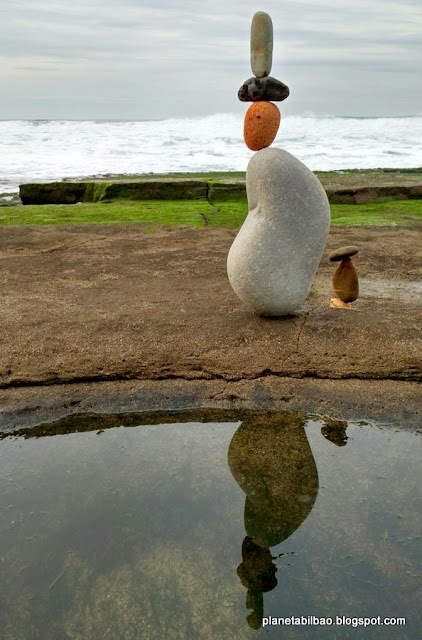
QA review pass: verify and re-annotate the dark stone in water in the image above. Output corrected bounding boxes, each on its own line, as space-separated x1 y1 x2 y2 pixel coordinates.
238 76 290 103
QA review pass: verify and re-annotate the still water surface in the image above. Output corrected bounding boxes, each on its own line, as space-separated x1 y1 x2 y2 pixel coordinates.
0 412 420 639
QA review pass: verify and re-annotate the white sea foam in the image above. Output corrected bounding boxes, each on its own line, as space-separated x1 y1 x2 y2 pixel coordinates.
0 114 421 198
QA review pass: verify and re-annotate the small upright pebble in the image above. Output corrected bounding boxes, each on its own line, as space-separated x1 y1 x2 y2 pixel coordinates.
330 247 359 304
250 11 273 78
332 259 359 303
243 102 280 151
238 76 290 103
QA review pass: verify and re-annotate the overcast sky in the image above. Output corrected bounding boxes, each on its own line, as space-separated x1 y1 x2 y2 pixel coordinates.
1 0 421 120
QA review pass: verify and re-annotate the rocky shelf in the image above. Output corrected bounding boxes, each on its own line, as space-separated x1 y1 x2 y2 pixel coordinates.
19 169 422 205
1 223 421 431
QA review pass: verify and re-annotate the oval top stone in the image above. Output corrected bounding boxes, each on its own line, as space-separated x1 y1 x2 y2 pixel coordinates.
329 246 359 262
238 76 290 102
250 11 273 78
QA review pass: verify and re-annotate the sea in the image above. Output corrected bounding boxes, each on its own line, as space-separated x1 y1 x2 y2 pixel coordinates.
0 114 421 205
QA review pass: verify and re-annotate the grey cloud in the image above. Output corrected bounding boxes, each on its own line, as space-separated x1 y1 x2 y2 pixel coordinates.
0 0 421 119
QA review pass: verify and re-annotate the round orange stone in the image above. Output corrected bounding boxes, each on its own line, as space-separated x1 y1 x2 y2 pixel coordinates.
243 102 280 151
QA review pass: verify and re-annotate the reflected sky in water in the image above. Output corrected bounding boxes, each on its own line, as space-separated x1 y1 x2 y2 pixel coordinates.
0 412 420 639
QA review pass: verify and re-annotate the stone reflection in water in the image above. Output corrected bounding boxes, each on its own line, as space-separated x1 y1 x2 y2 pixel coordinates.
237 536 278 630
228 412 347 629
320 417 348 447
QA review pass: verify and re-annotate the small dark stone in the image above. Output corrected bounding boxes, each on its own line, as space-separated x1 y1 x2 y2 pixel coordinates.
329 245 359 262
238 76 290 103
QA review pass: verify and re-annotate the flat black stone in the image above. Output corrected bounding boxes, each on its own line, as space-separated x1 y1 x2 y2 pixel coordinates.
329 246 359 262
238 76 290 102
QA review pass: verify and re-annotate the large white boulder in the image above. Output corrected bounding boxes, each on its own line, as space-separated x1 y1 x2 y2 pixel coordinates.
227 147 330 316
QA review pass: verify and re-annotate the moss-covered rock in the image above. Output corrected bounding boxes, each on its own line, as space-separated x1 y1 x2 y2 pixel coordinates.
20 180 209 204
208 182 247 203
326 185 422 204
20 182 87 205
83 182 113 203
19 176 422 206
99 180 208 201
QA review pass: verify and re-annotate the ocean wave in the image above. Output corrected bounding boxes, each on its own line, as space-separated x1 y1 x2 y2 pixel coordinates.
0 115 421 196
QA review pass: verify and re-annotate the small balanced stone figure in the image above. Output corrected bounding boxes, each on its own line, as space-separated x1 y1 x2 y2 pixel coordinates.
227 11 331 316
329 246 359 309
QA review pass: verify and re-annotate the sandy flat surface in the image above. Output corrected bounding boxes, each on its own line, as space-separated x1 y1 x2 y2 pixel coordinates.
0 223 421 429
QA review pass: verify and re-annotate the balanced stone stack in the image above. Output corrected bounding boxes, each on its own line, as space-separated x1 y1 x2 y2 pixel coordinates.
329 246 359 309
238 11 289 151
227 12 331 316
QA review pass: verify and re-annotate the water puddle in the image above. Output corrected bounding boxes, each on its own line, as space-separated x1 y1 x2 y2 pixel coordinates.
359 277 422 302
0 411 420 639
